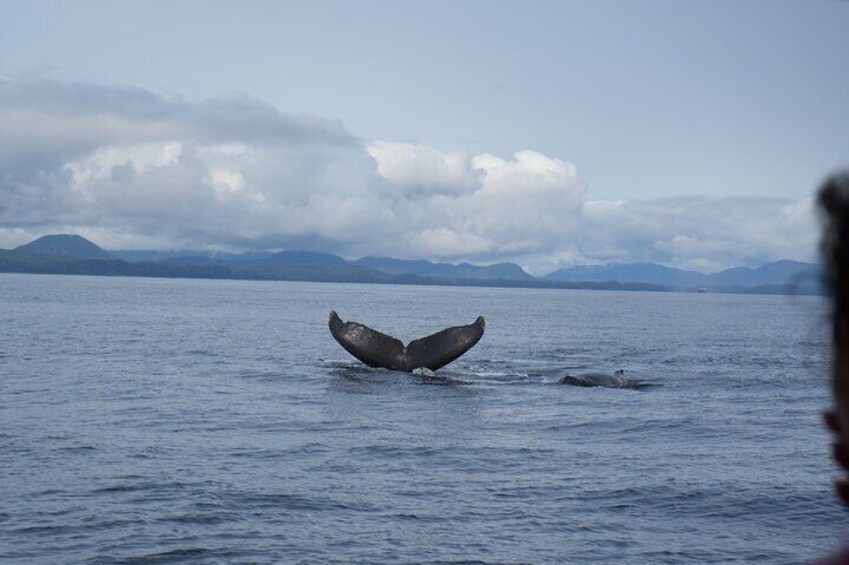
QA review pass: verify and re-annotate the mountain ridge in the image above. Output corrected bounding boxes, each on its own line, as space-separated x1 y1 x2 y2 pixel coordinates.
13 234 115 260
544 259 820 289
355 256 534 282
1 234 821 294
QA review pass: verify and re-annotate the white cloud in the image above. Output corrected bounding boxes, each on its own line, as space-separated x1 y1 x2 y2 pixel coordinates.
0 78 821 273
578 196 818 272
367 141 477 196
358 145 587 262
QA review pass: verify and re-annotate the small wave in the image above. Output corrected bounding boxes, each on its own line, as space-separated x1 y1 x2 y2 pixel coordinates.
420 559 500 565
109 547 216 564
227 446 319 459
11 524 65 535
32 488 67 496
55 445 97 453
468 370 511 378
92 480 195 495
236 369 287 382
322 358 370 370
467 374 534 386
156 513 231 525
351 444 440 458
13 518 135 536
413 372 470 386
217 490 377 513
619 417 690 433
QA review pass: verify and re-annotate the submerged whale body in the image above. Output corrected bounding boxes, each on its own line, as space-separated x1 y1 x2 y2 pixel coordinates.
328 311 485 372
559 370 650 389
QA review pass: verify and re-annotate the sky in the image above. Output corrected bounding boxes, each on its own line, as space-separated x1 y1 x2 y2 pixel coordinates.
1 0 847 274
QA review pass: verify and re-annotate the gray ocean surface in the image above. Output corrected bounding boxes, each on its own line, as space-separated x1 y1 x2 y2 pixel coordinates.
0 273 844 564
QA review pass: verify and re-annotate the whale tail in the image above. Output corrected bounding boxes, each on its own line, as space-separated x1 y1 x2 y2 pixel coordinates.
328 311 485 372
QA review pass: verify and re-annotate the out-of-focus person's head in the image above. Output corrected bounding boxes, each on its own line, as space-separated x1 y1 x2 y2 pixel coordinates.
814 171 849 565
819 172 849 503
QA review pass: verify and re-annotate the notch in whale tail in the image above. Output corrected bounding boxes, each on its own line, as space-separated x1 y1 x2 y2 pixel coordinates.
328 311 485 372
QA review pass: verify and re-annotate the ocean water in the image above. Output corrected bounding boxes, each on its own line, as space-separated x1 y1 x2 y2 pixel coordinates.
0 273 844 564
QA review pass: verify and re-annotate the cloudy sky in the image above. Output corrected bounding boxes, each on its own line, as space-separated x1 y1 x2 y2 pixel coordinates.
1 0 847 274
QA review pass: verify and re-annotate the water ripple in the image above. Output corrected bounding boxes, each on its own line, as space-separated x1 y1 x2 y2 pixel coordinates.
1 275 836 564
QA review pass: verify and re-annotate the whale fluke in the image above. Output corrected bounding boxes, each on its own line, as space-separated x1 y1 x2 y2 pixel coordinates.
328 311 485 372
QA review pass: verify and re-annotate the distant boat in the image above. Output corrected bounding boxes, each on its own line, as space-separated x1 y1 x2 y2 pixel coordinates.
697 286 707 293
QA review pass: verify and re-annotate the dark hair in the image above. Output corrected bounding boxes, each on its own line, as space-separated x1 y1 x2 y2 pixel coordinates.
820 174 849 339
820 173 849 439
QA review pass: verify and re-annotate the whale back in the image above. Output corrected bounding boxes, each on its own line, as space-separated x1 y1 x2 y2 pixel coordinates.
559 371 654 389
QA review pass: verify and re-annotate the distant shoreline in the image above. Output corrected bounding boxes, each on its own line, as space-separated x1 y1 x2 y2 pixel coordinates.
0 263 822 296
0 259 668 293
1 234 823 296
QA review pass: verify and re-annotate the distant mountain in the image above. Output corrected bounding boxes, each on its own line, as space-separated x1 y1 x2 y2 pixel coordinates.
544 260 821 290
13 234 114 260
157 255 235 267
544 262 703 286
354 256 437 276
112 249 273 263
264 250 347 267
355 256 533 281
432 261 534 281
707 260 820 287
0 233 820 295
114 249 343 267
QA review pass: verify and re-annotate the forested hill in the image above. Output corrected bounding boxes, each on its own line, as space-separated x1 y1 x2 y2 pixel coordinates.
543 260 820 290
0 234 821 295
